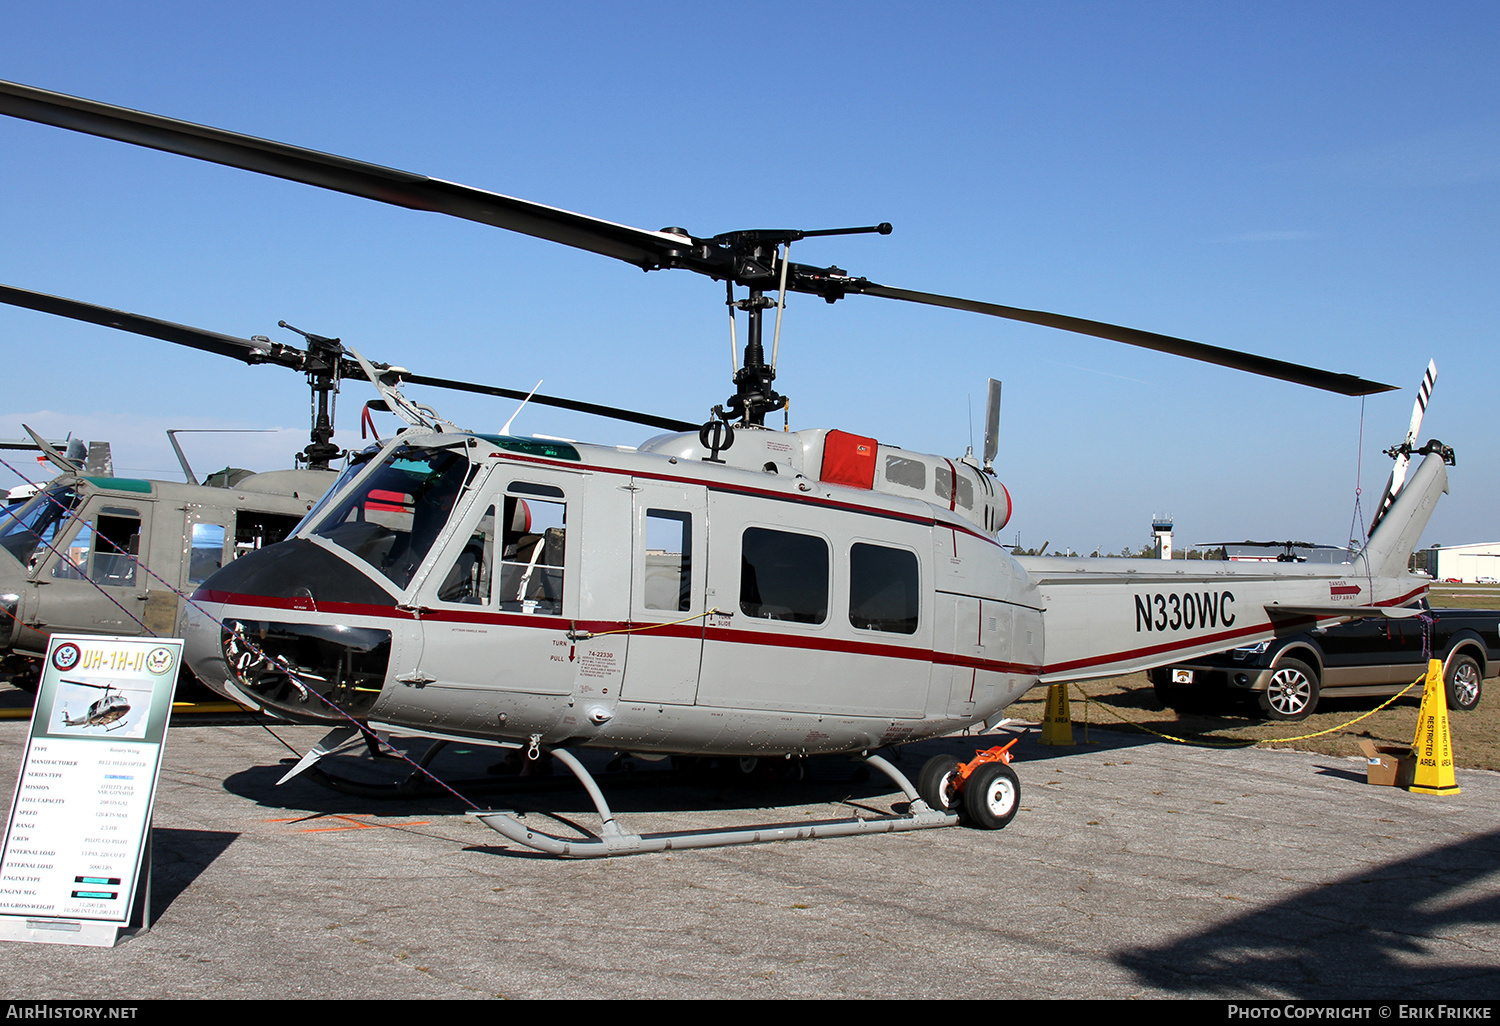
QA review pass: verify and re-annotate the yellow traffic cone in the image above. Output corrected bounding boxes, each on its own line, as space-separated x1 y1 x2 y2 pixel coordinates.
1409 658 1461 795
1040 682 1074 746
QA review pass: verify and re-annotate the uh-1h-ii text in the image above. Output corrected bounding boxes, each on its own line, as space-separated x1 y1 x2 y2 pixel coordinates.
0 79 1448 856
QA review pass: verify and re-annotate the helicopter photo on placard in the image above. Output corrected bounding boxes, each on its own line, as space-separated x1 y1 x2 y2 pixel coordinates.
50 678 151 738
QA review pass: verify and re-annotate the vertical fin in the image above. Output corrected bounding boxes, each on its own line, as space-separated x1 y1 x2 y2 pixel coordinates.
1359 450 1448 579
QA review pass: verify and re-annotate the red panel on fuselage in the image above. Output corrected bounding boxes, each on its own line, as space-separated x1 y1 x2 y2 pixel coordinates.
820 430 878 490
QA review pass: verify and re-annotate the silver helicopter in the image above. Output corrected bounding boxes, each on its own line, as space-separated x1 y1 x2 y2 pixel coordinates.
0 80 1448 857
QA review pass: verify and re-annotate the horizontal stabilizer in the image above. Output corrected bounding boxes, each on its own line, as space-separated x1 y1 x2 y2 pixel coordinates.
1265 604 1423 621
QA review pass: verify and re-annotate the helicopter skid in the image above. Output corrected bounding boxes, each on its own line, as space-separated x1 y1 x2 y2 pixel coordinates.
471 750 959 858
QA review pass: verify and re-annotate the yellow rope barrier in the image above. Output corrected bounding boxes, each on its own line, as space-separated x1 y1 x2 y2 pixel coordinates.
1064 673 1427 749
579 607 723 639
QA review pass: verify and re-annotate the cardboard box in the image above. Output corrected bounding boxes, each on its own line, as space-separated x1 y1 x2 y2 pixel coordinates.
1357 739 1417 788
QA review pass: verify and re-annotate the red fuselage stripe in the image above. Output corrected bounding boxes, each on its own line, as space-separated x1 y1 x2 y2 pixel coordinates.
198 590 1043 676
200 581 1428 682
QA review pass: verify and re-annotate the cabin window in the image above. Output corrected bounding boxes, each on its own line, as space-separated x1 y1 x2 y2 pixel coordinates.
935 466 974 510
740 527 828 625
849 543 919 634
884 455 926 489
188 523 227 585
644 509 692 612
498 485 566 614
435 504 495 605
52 507 141 587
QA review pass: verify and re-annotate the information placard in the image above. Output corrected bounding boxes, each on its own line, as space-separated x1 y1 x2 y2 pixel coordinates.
0 635 180 947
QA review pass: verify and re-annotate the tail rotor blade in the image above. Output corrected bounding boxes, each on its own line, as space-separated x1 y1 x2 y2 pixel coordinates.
982 378 1002 470
1371 359 1438 533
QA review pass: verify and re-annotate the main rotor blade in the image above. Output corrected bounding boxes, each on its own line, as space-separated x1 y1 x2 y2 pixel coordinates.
856 284 1396 397
0 80 690 270
0 284 694 432
0 80 1398 398
0 283 273 364
394 372 696 433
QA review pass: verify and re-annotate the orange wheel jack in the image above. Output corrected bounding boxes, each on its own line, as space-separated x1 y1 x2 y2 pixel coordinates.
916 739 1022 830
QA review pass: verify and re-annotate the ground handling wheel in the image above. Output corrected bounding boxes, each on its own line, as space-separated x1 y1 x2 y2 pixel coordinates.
917 754 962 813
963 762 1021 830
926 741 1022 830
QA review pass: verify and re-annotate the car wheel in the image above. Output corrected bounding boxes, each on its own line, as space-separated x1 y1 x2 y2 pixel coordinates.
962 762 1020 830
1259 658 1320 721
1445 654 1482 711
917 754 962 813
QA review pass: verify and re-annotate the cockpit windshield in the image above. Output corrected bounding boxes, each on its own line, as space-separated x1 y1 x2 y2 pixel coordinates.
0 485 81 569
309 445 473 590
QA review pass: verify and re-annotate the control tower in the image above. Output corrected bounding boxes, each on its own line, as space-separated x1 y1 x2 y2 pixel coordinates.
1152 514 1173 560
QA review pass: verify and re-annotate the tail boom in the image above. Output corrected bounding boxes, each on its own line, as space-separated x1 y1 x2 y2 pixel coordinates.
1019 452 1448 683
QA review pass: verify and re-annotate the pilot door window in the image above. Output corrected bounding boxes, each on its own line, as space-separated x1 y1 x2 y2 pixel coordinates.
740 527 829 625
498 483 566 615
50 507 141 587
435 504 496 605
233 510 303 557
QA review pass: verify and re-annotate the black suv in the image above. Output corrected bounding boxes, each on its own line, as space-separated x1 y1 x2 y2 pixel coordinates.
1149 605 1498 720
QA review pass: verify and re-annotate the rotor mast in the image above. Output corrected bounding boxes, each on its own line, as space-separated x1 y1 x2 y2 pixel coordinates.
717 223 892 427
277 320 344 471
726 286 782 426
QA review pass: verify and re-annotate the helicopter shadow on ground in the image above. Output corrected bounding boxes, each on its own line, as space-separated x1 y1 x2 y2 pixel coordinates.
1114 826 1500 998
929 724 1167 766
148 827 238 922
219 743 917 824
213 724 1180 855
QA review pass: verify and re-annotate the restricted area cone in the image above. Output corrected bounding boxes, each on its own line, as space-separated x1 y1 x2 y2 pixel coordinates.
1409 658 1461 795
1040 682 1074 746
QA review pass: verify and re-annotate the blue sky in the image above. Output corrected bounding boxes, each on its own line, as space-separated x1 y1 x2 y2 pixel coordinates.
2 1 1495 553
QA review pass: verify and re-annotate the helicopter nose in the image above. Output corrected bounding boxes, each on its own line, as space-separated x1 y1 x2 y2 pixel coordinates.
184 539 396 722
